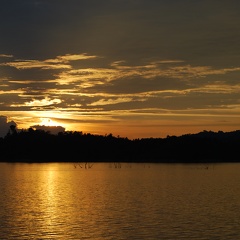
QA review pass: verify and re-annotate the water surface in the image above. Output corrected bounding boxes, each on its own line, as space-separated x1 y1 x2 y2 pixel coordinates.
0 162 240 239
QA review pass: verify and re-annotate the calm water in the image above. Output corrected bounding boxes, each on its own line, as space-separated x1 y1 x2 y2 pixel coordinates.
0 162 240 239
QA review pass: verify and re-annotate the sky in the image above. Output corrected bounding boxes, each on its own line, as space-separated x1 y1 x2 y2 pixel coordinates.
0 0 240 139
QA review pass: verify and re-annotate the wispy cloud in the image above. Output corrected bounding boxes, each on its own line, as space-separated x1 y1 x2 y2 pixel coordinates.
1 59 71 70
55 68 118 85
0 53 98 70
89 97 133 106
52 58 240 91
10 97 62 108
56 53 98 62
0 54 13 58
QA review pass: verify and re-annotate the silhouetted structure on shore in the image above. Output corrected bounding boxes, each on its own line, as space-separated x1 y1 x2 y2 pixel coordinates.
0 127 240 163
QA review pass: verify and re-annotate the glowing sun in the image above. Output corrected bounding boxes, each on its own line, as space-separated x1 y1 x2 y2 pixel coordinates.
40 118 60 126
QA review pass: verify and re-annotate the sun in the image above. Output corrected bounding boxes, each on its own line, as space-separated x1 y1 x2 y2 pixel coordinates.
39 118 60 127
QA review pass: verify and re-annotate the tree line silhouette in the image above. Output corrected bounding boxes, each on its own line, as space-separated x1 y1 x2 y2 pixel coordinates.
0 126 240 163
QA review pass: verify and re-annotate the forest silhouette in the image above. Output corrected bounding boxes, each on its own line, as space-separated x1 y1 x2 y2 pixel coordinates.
0 125 240 163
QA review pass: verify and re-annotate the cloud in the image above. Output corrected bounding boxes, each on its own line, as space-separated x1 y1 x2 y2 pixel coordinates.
24 97 62 107
89 97 133 106
10 97 62 108
30 125 65 135
1 53 240 125
0 54 13 58
0 53 98 70
0 116 17 138
3 53 240 89
1 59 71 70
54 59 216 88
57 53 98 62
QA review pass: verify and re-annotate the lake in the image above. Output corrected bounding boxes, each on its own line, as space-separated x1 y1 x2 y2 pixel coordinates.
0 162 240 239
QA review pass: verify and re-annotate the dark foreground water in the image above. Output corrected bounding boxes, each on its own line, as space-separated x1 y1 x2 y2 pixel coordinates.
0 162 240 239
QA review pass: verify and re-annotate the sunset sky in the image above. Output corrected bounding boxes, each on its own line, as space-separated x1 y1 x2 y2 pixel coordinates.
1 0 240 139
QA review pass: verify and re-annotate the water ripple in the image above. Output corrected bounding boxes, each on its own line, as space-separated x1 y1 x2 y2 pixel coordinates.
0 162 240 239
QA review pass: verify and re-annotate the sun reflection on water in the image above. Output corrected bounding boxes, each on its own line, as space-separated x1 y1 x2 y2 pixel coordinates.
35 165 72 237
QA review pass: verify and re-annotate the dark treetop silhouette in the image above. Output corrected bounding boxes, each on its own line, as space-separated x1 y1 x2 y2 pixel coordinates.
0 126 240 163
